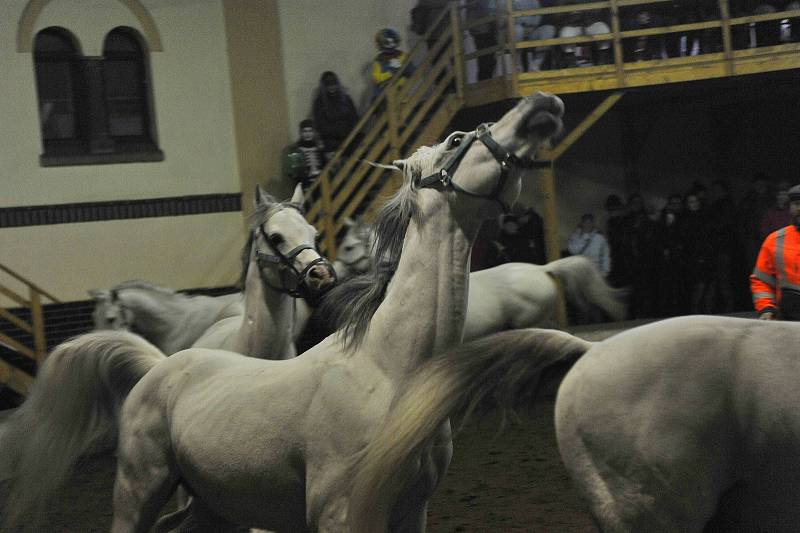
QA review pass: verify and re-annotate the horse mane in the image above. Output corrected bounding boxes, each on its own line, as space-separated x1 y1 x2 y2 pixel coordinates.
238 197 304 289
111 280 177 295
320 146 445 351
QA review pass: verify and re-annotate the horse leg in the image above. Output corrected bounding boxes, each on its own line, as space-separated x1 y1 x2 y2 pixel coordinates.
111 404 180 533
153 496 243 533
555 393 723 532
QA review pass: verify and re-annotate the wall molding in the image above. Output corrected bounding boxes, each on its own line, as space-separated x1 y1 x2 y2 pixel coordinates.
0 193 242 228
17 0 163 53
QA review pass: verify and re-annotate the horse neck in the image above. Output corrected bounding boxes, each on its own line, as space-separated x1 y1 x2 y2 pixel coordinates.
234 258 296 359
120 290 181 342
362 189 482 379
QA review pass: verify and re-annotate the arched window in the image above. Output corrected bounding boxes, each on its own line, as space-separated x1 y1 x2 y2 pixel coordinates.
34 28 82 147
33 26 162 166
103 27 152 140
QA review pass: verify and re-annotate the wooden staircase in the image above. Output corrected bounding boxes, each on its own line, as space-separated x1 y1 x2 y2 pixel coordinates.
305 1 800 261
0 263 64 400
305 6 466 258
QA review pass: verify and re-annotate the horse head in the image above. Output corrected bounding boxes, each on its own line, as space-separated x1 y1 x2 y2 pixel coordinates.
333 218 375 280
396 91 563 217
246 185 337 302
89 288 136 331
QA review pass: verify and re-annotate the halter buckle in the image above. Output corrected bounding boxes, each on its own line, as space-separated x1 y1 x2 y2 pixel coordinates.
439 169 451 187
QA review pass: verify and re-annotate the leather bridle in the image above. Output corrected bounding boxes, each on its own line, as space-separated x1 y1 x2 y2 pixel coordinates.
416 122 534 213
253 206 335 298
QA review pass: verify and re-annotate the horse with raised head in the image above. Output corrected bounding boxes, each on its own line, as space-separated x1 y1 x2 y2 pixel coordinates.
0 94 563 533
0 92 564 532
347 315 800 532
90 281 243 355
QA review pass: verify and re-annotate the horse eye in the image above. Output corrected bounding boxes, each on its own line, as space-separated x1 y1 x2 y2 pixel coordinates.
449 135 463 148
268 233 284 246
344 245 354 252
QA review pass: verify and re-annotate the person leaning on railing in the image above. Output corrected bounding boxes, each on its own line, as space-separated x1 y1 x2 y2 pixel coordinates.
464 0 499 80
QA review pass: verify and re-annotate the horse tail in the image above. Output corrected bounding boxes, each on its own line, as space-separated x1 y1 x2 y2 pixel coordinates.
0 330 165 528
544 255 627 321
347 328 592 533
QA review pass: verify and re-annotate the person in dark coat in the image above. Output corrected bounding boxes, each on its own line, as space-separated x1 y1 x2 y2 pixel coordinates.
312 71 359 157
622 193 660 318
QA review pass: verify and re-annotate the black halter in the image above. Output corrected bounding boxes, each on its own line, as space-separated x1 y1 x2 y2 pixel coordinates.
253 210 335 299
416 123 533 212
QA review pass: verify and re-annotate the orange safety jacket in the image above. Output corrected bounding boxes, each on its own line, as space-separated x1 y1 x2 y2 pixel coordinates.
750 224 800 317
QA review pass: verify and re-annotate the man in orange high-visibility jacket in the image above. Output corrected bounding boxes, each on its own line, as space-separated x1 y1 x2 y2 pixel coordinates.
750 184 800 320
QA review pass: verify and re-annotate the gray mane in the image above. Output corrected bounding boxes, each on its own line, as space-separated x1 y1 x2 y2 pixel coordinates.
238 197 304 288
112 280 177 295
320 146 446 350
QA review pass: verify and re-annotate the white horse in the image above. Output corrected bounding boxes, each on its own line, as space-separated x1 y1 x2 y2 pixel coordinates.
185 185 334 359
328 221 626 337
347 315 800 532
90 281 243 355
0 92 564 532
89 194 324 359
331 218 374 281
465 257 626 338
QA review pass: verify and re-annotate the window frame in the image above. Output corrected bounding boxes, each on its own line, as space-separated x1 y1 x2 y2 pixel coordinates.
34 26 163 167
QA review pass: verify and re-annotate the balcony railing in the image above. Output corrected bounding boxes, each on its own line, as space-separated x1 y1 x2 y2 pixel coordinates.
305 0 799 258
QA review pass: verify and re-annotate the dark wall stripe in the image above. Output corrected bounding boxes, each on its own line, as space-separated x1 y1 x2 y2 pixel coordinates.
0 193 242 228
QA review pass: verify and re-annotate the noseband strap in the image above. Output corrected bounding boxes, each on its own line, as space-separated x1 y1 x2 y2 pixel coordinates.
417 123 530 212
255 222 334 298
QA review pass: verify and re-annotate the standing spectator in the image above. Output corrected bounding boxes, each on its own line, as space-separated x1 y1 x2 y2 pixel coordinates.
738 172 774 271
622 193 660 318
512 0 542 71
604 193 631 288
760 181 792 238
750 183 800 320
465 0 499 80
682 193 715 314
557 8 589 67
567 213 611 276
312 71 359 158
410 0 451 50
621 7 664 61
705 180 737 313
584 9 612 65
656 193 689 316
525 0 558 71
493 206 547 264
371 27 412 97
282 119 327 193
787 1 800 43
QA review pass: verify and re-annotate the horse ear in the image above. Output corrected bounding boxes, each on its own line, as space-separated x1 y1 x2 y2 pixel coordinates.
291 182 305 205
88 289 110 301
392 160 406 172
254 184 271 207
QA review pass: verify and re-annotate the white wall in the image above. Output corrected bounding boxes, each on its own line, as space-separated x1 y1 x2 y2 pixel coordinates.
1 0 243 300
278 0 417 139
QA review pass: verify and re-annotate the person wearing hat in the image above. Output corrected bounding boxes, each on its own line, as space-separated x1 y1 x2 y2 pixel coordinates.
371 28 413 98
750 184 800 320
282 119 327 192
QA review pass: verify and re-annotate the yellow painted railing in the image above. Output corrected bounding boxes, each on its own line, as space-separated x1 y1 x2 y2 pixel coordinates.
306 4 465 258
0 262 61 396
501 0 800 95
306 0 800 258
